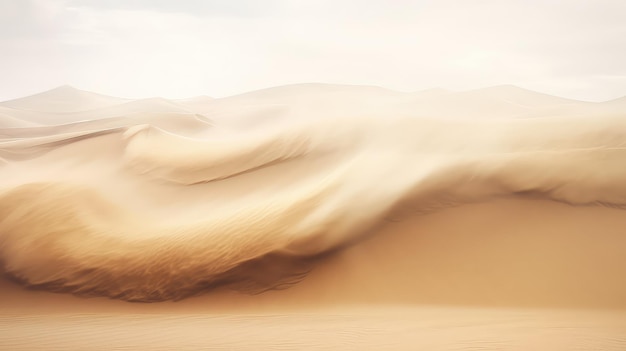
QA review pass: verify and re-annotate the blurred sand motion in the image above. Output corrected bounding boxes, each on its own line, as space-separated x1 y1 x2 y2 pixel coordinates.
0 84 625 349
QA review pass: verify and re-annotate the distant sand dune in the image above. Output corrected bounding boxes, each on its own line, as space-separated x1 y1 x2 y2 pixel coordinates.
0 85 129 113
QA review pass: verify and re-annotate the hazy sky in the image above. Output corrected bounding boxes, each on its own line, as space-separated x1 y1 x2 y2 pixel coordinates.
1 0 625 101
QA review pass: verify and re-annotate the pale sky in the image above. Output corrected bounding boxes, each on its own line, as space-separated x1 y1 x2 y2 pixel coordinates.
1 0 625 101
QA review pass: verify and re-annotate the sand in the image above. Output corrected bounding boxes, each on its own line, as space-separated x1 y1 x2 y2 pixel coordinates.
0 84 625 349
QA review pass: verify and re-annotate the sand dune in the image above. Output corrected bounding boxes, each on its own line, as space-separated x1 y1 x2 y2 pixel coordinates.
0 85 129 113
174 95 215 112
461 84 582 107
0 87 202 125
1 84 625 349
184 83 609 126
0 113 38 129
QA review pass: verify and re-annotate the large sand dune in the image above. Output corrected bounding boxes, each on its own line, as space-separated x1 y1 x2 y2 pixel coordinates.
1 84 625 349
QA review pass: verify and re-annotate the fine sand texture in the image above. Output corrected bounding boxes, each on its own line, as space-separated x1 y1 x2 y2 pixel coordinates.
1 84 625 349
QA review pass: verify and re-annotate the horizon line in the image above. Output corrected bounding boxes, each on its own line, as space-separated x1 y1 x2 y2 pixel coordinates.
1 82 624 104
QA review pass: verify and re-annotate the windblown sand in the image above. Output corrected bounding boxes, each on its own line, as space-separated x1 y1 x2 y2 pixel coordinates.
1 84 625 349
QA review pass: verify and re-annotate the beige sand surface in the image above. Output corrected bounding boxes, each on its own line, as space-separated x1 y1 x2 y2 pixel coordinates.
2 309 625 350
1 84 625 349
